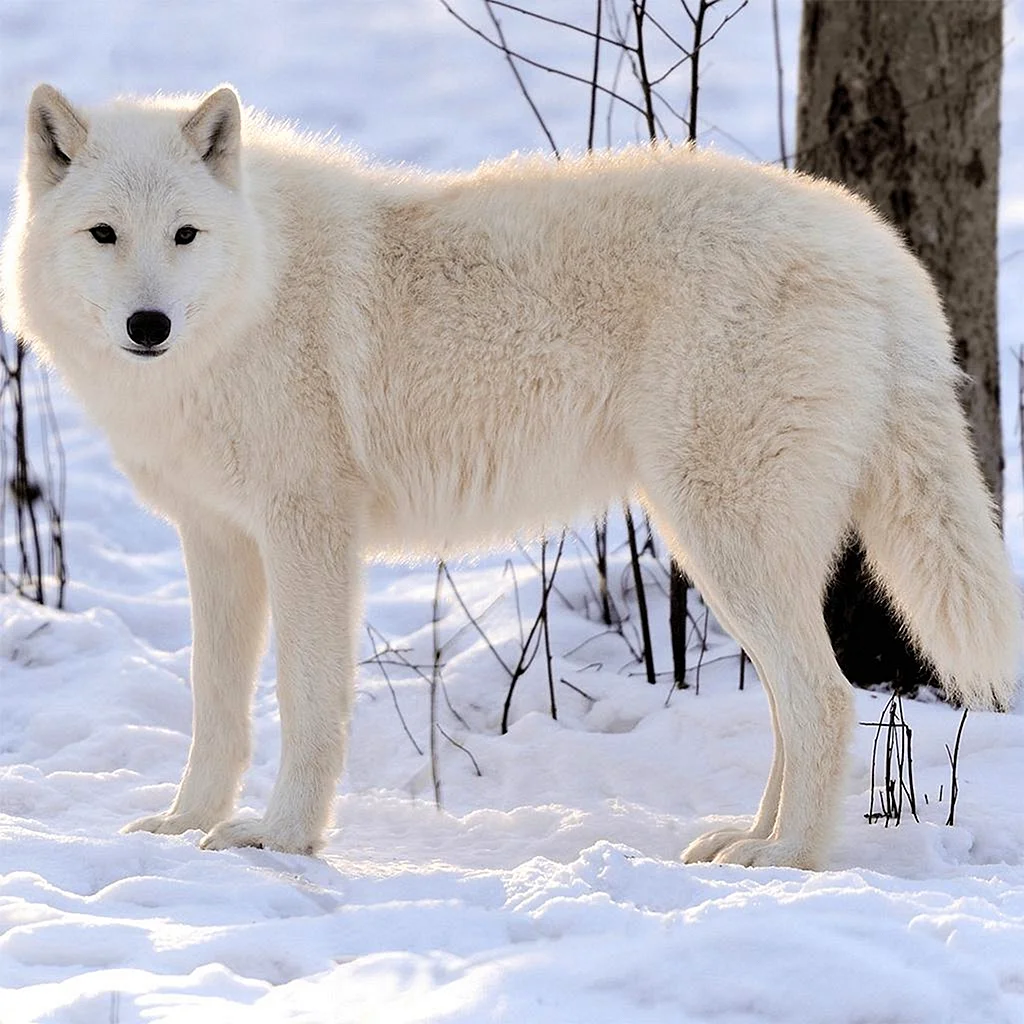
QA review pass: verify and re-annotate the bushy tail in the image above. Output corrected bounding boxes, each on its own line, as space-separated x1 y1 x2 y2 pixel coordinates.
853 367 1021 710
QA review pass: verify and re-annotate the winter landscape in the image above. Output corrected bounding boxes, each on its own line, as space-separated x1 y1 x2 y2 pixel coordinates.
2 1 1024 1022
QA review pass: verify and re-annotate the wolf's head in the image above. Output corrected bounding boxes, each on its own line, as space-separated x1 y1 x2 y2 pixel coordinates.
1 84 265 373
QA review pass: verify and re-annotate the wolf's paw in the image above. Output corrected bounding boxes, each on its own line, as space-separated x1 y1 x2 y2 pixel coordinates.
710 837 820 871
682 827 755 864
199 815 323 856
122 809 223 836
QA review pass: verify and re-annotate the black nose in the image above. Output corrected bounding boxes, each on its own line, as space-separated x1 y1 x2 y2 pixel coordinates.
126 310 171 348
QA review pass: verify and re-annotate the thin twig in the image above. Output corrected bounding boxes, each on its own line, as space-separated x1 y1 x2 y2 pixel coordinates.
365 626 424 756
500 533 565 732
1017 348 1024 547
593 517 614 625
562 627 628 661
903 716 919 821
541 535 558 721
945 709 969 827
699 2 748 51
559 677 596 705
439 0 652 123
444 564 515 675
482 0 561 157
771 0 788 168
587 0 603 150
692 605 711 695
643 8 693 52
504 557 527 649
861 695 917 826
516 540 575 610
488 0 628 49
605 4 631 147
363 623 472 730
431 560 445 810
37 368 67 607
669 561 689 689
632 1 658 143
438 724 483 776
687 0 709 143
624 504 657 684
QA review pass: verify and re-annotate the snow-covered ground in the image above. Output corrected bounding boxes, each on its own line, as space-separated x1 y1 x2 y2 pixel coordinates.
2 2 1023 1021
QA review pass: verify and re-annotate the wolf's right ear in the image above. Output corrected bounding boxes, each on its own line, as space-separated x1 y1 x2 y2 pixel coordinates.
182 86 242 188
26 84 88 191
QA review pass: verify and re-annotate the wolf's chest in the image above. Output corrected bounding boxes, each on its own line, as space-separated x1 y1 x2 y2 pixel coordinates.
106 392 251 518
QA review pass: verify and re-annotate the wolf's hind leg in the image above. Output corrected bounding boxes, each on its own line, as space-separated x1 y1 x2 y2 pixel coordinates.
650 486 853 870
124 515 267 837
681 598 851 870
681 646 784 862
650 518 785 861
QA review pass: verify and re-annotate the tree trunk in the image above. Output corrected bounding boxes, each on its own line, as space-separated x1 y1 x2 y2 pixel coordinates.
796 0 1003 692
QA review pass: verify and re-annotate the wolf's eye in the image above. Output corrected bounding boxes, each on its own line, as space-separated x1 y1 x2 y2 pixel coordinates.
89 224 117 245
174 225 198 246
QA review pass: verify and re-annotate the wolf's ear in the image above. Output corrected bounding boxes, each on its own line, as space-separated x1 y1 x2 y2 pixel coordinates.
26 84 88 190
182 86 242 187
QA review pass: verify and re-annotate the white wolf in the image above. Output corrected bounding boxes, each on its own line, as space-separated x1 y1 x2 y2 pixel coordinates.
2 84 1018 869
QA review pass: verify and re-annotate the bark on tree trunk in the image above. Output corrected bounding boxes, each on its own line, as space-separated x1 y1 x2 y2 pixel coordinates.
796 0 1003 692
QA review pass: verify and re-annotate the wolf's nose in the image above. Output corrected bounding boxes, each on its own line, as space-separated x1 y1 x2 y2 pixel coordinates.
126 310 171 348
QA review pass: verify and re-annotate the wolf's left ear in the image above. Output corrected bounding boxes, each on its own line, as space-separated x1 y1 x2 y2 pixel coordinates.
26 84 88 191
182 86 242 187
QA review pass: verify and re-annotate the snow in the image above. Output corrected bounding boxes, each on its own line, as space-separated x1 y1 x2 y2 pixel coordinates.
2 1 1024 1021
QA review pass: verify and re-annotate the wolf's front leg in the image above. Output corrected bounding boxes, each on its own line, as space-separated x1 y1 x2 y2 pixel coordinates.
201 512 361 855
124 515 267 837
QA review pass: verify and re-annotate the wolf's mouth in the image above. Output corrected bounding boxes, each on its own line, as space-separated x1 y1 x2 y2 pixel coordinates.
120 346 168 359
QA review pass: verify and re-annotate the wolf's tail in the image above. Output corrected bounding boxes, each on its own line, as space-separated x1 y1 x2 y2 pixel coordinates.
852 351 1020 710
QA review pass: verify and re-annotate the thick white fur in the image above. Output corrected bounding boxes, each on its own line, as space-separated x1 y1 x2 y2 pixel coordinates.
2 85 1019 868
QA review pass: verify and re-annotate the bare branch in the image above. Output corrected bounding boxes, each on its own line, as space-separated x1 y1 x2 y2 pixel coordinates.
642 9 694 53
487 0 629 49
482 0 561 157
443 563 514 676
632 1 658 143
771 0 788 168
687 0 709 143
439 0 652 125
500 533 565 733
624 503 657 684
587 0 603 151
431 561 445 810
438 724 483 776
700 0 748 52
945 709 969 827
365 626 424 756
541 534 559 721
